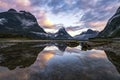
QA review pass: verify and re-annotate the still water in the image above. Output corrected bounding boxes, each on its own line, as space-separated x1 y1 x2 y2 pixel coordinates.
0 42 120 80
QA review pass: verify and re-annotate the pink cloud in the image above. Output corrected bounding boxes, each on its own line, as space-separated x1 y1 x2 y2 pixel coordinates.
36 10 54 28
88 21 107 31
0 0 31 11
15 0 31 6
0 1 10 9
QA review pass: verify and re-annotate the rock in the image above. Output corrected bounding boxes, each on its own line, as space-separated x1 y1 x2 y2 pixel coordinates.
98 7 120 38
54 27 73 40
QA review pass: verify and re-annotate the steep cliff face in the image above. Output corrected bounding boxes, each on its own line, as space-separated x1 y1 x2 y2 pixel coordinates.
98 7 120 37
0 9 47 39
54 27 73 39
0 9 74 40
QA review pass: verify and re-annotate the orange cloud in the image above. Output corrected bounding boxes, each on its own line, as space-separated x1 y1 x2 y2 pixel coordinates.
41 51 54 61
37 10 54 28
40 19 54 28
38 51 55 68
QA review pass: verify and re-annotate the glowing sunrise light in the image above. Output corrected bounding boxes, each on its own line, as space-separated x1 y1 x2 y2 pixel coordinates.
0 0 119 35
42 19 54 28
41 51 54 61
37 51 55 68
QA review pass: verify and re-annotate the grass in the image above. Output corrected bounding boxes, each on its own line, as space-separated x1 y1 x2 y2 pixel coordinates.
89 38 113 42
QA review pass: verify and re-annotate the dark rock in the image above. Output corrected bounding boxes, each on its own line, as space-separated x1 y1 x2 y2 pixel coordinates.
0 9 48 39
0 9 74 40
54 27 73 40
98 6 120 37
8 8 17 13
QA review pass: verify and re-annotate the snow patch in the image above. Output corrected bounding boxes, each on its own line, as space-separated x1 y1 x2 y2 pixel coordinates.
21 19 36 28
31 31 50 37
54 34 58 37
108 14 120 24
16 16 36 28
0 18 7 25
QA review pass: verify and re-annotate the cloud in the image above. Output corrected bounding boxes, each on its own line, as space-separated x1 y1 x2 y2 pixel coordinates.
81 1 120 22
40 0 120 31
0 1 10 10
79 0 120 31
39 19 54 28
0 0 31 9
0 0 31 11
0 0 120 32
13 0 31 7
68 28 89 36
88 21 107 31
0 0 54 29
66 26 84 31
36 10 54 28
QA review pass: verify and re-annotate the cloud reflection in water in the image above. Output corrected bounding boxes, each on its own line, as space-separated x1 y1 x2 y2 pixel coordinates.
0 44 120 80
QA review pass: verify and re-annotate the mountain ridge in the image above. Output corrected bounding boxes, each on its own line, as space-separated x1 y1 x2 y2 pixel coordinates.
74 29 99 40
0 9 73 40
98 7 120 38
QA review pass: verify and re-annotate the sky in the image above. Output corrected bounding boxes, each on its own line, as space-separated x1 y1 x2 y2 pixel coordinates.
0 0 120 36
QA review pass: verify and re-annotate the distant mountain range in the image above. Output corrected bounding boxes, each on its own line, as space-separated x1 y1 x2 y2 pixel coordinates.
0 9 73 40
74 29 99 40
1 6 120 40
98 7 120 38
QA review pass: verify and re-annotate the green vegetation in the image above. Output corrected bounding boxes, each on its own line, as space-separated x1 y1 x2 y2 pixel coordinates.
66 41 80 47
0 33 31 40
110 29 120 37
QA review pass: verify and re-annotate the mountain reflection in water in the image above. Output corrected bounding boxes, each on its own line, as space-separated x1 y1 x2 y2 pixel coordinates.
0 42 120 80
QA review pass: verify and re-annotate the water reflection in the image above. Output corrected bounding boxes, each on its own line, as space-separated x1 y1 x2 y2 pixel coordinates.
105 51 120 73
0 43 45 70
34 49 120 80
0 42 120 80
81 42 91 51
0 42 78 70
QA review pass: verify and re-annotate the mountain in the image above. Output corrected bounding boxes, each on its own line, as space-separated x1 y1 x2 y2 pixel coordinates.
0 9 74 40
74 29 99 40
98 7 120 38
0 9 51 39
54 27 73 40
